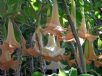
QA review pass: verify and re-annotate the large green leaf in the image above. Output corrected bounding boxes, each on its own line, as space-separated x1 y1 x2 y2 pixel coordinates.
69 67 77 76
98 38 102 50
59 68 67 76
32 71 43 76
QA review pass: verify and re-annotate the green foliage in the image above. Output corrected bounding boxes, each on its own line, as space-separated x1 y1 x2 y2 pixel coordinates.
32 71 43 76
98 38 102 50
0 0 102 76
79 74 93 76
0 23 7 40
69 67 77 76
59 68 67 76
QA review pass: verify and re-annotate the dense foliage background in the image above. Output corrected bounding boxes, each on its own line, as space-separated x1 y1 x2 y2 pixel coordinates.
0 0 102 76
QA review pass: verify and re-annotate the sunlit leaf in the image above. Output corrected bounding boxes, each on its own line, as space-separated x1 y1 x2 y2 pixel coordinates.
79 74 93 76
69 67 77 76
59 68 67 76
32 71 43 76
97 38 102 50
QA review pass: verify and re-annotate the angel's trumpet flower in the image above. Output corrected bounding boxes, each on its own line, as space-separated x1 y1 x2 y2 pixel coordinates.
0 43 19 70
78 19 97 42
63 0 85 45
46 61 66 70
21 36 38 56
65 10 97 44
84 39 102 67
0 43 12 63
34 26 44 49
32 26 44 53
5 20 20 49
0 20 20 70
77 2 97 42
42 0 65 41
42 35 65 57
64 26 85 45
64 0 76 41
98 54 102 60
47 0 64 31
84 39 97 64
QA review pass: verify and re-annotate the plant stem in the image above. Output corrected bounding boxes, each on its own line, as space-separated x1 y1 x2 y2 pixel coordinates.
62 0 86 73
16 48 22 76
35 32 45 73
29 33 34 73
71 42 82 72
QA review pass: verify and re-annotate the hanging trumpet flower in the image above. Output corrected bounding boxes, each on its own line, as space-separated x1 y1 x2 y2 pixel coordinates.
63 0 85 45
84 39 102 67
64 0 76 41
0 20 20 70
42 35 65 57
84 39 97 64
21 36 38 56
46 61 67 70
42 0 65 41
5 20 20 49
32 26 46 57
77 0 97 42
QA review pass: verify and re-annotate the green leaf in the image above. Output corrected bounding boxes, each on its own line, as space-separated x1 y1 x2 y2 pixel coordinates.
59 68 67 76
13 24 22 43
69 67 77 76
79 74 93 76
0 23 7 40
32 71 43 76
7 0 22 15
98 38 102 50
51 73 58 76
0 0 6 16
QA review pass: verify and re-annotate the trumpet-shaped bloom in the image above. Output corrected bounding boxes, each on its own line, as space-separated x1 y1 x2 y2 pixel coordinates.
64 26 85 45
84 40 97 63
42 0 65 41
32 26 44 54
0 43 19 70
21 36 38 56
46 61 66 70
42 35 65 57
5 20 20 49
0 20 20 70
83 39 102 67
78 9 97 42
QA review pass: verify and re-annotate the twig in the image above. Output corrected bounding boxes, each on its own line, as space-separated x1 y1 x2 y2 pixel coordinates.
62 0 86 73
71 42 82 73
35 33 44 72
16 48 22 76
29 33 34 74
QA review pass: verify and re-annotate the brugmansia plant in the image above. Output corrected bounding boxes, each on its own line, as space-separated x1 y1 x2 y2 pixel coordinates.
0 20 20 71
0 0 102 76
